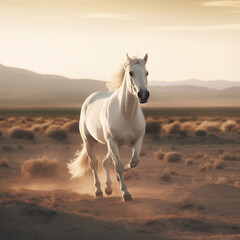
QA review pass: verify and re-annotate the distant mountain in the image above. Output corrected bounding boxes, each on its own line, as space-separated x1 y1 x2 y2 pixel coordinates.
0 64 240 108
149 79 240 90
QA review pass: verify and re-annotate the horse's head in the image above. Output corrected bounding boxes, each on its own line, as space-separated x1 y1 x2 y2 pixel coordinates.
126 54 150 104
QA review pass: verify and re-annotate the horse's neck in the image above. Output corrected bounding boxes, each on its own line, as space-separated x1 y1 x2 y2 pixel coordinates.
117 74 139 117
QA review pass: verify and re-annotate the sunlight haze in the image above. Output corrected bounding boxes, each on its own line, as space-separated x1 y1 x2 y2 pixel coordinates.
1 0 240 82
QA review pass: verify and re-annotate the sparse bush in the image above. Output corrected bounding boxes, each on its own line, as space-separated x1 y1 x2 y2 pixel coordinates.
145 117 161 135
62 120 79 133
198 162 212 171
205 175 214 184
163 121 181 134
164 152 182 163
195 152 204 159
221 120 237 132
41 122 51 131
185 158 193 165
31 124 43 133
220 152 239 161
34 117 44 124
216 176 228 185
212 160 225 169
9 126 34 140
45 125 68 141
161 168 171 181
21 156 59 178
194 129 207 137
154 149 165 160
181 122 196 133
197 121 221 134
0 158 9 168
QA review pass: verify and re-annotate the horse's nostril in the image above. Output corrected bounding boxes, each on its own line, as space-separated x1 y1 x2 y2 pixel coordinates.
137 91 142 99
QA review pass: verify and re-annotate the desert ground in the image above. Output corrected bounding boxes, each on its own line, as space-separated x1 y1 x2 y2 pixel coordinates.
0 108 240 240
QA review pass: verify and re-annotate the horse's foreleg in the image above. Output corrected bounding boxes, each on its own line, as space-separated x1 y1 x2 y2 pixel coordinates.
124 136 143 171
107 138 132 202
102 153 112 195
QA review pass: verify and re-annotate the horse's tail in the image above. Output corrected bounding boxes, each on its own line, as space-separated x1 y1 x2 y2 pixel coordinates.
67 145 89 179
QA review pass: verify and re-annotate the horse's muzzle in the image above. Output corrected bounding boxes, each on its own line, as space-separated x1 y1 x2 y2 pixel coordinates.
138 89 150 104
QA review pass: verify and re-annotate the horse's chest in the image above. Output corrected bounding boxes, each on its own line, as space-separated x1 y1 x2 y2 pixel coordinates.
117 129 138 146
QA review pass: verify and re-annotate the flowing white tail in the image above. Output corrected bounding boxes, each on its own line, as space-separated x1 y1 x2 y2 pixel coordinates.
68 146 89 179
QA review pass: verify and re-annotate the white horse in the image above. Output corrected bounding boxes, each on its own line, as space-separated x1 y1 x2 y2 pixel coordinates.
68 54 149 202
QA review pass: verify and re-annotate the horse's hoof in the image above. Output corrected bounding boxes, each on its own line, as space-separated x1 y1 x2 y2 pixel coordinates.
95 191 103 197
123 194 133 202
105 189 112 196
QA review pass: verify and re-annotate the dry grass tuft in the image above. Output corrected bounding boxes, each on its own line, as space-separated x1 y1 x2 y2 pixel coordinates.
164 152 182 163
197 121 221 134
163 121 181 134
198 159 225 171
45 125 68 141
161 168 171 181
9 126 34 140
21 156 59 178
62 120 79 133
195 151 205 159
194 129 207 137
216 176 228 185
154 149 165 160
221 120 237 132
180 121 196 133
220 152 240 161
185 158 193 165
212 160 225 169
0 158 9 168
31 124 43 133
179 193 194 209
145 117 161 135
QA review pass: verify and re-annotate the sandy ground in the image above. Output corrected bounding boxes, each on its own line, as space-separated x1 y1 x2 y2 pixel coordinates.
0 116 240 240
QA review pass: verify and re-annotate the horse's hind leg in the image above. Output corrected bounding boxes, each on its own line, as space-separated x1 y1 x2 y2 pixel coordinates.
102 153 112 195
85 137 103 197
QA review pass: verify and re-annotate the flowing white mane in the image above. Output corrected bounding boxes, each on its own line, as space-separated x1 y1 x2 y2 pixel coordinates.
106 58 145 91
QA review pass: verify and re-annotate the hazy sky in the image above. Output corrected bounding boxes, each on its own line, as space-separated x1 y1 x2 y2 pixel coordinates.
1 0 240 81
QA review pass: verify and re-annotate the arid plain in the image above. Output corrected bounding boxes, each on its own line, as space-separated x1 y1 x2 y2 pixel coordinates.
0 108 240 240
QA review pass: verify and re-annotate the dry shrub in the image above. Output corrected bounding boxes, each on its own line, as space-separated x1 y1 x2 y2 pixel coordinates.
154 149 165 160
197 121 221 134
198 162 212 171
216 176 228 185
0 158 9 168
220 152 240 161
41 122 51 131
221 120 237 132
179 193 194 209
31 124 43 133
212 160 225 169
163 121 181 134
205 175 214 184
21 156 59 178
34 117 44 124
9 126 34 140
45 125 68 141
181 122 196 133
62 120 79 133
164 152 182 163
195 151 205 159
198 159 225 171
161 168 171 181
194 129 207 137
185 158 193 165
145 117 161 135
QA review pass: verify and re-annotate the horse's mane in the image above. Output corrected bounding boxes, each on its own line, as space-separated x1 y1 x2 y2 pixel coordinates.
106 58 145 91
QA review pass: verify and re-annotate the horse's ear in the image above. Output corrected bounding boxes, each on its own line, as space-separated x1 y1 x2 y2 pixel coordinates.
143 53 148 65
126 54 132 64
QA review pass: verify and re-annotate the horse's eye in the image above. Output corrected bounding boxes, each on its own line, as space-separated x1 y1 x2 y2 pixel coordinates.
146 71 149 76
129 71 133 77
